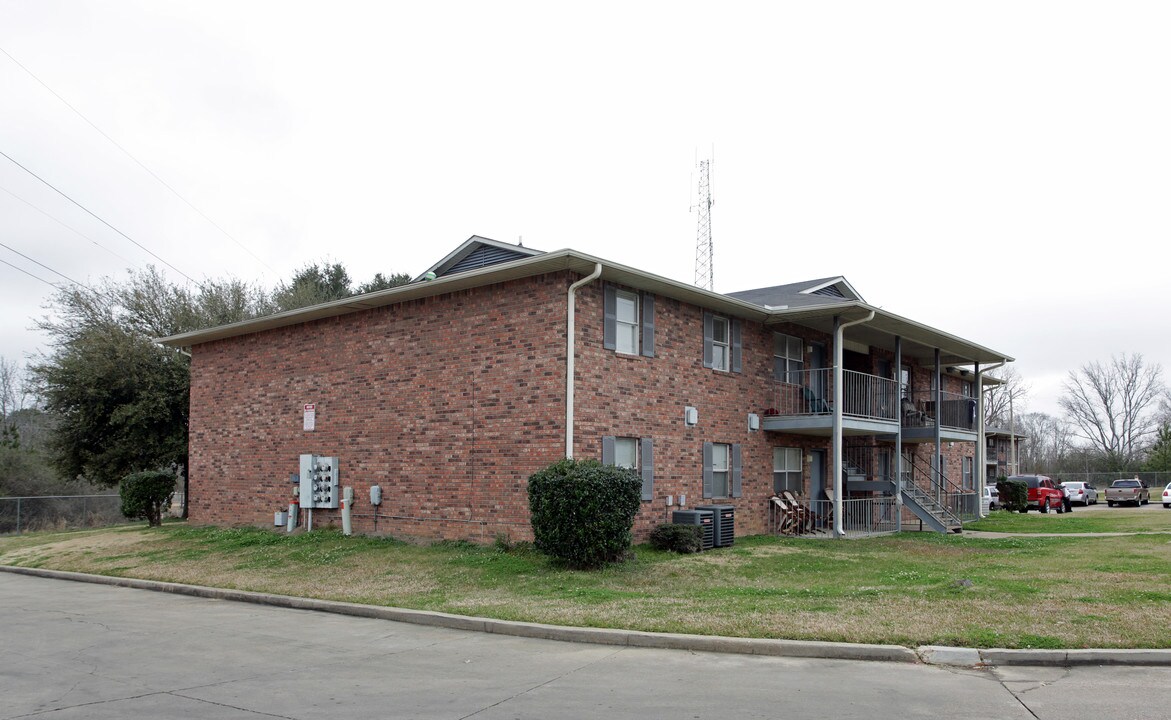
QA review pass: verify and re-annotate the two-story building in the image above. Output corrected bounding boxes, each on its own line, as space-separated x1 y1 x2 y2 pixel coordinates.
160 236 1013 541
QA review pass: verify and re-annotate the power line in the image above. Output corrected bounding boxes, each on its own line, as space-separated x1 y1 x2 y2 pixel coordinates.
0 184 140 268
0 241 88 289
0 256 58 289
0 148 201 286
0 45 279 279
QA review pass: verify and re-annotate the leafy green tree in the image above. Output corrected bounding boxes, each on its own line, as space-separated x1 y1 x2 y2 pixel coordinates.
272 261 353 311
1145 423 1171 472
356 272 411 294
119 469 176 527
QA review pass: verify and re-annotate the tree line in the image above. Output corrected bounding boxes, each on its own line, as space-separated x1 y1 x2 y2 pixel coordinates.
0 263 410 499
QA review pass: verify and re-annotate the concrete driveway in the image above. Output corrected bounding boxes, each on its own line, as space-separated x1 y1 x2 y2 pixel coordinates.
2 573 1168 720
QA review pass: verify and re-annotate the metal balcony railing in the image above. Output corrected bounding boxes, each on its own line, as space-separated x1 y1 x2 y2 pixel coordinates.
902 389 978 432
765 368 898 423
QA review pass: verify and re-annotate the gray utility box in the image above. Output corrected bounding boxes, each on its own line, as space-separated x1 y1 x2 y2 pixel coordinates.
672 509 714 551
695 504 735 547
299 454 339 509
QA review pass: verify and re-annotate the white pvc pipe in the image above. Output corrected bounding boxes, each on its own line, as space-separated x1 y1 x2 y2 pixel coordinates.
833 310 875 538
565 263 603 458
286 502 297 533
341 486 354 536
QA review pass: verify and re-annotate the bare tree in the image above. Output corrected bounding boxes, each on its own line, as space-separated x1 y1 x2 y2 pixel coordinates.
1015 412 1074 472
1058 354 1165 471
0 356 29 418
983 366 1029 428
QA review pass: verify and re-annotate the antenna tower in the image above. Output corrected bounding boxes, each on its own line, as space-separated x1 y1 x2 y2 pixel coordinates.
693 158 713 290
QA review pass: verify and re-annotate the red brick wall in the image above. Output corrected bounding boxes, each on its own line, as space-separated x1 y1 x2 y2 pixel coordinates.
187 269 981 543
188 273 573 541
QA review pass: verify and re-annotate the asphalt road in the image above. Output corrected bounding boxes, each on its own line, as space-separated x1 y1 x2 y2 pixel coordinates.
3 573 1169 720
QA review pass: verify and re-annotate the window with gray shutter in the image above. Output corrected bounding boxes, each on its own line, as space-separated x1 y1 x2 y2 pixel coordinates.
602 436 615 465
731 318 742 373
640 293 655 357
603 284 617 351
703 312 714 368
702 441 714 498
640 438 654 501
731 443 742 498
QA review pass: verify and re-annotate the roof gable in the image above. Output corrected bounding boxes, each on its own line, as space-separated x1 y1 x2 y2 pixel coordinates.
417 235 544 280
726 276 863 309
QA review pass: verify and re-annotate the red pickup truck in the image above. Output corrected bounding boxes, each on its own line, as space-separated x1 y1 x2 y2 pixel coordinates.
1009 474 1064 514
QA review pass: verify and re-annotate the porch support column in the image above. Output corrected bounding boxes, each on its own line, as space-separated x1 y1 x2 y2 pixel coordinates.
974 362 983 499
895 336 903 533
934 348 942 502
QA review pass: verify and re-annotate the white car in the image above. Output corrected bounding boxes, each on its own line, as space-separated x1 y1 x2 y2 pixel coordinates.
1061 481 1098 506
981 486 999 514
1163 482 1171 509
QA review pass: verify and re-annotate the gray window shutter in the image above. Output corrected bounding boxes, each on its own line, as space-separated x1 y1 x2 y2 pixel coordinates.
640 292 655 358
731 318 742 373
731 443 743 498
603 283 617 351
703 311 714 368
702 441 714 498
602 436 615 465
640 438 654 501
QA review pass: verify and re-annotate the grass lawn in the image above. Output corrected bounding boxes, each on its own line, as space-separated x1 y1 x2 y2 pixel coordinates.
2 513 1169 650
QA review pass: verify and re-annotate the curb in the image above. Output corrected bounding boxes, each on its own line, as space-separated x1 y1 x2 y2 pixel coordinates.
5 565 1170 667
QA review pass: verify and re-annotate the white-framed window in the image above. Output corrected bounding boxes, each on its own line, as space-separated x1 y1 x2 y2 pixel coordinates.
711 442 730 497
963 456 974 490
615 289 639 355
613 436 638 469
711 316 730 372
773 447 802 494
773 333 804 383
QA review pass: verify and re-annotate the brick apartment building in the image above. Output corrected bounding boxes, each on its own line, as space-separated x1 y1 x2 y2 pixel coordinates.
160 236 1014 542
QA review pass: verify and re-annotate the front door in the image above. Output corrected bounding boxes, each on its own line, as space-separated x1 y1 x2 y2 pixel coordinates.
810 449 827 503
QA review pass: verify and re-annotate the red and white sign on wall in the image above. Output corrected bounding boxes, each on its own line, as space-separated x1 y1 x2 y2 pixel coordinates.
303 403 316 431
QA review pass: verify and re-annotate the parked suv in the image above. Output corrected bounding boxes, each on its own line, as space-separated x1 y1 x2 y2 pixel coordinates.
1009 474 1064 514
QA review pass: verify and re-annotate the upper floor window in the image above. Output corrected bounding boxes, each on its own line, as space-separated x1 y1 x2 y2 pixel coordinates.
604 284 654 357
703 311 741 373
615 290 639 355
773 333 804 383
712 316 730 371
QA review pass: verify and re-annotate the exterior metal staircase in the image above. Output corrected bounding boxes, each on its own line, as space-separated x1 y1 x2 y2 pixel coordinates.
901 455 964 534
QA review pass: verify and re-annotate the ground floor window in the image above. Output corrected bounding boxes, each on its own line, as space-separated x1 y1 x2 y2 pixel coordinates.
773 447 802 494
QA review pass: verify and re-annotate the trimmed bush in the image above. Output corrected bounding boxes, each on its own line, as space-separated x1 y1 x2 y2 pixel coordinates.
649 523 704 553
996 476 1027 513
119 470 176 527
527 458 642 569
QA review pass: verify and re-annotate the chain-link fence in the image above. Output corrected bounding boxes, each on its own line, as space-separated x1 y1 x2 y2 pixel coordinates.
1036 471 1171 488
0 495 123 534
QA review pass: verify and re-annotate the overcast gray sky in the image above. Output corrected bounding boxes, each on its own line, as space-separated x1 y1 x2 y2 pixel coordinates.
2 1 1169 417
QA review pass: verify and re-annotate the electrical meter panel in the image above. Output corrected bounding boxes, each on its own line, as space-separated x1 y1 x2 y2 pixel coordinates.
299 454 340 509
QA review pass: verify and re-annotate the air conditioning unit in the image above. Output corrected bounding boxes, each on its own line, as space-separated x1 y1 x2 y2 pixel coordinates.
695 504 735 547
672 509 714 551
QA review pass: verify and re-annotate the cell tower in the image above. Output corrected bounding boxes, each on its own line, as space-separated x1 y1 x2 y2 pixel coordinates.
693 158 714 291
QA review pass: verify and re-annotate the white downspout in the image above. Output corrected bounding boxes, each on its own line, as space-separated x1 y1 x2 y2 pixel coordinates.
832 310 875 538
566 264 603 458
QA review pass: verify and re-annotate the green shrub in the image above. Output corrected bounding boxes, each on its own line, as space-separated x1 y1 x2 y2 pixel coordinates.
996 476 1027 513
527 458 642 569
119 470 176 527
649 523 704 553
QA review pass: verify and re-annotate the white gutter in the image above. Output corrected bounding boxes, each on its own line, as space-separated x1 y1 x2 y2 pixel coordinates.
565 264 603 458
833 310 875 538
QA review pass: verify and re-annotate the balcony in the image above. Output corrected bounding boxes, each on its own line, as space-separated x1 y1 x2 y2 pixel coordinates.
762 368 899 437
900 389 978 443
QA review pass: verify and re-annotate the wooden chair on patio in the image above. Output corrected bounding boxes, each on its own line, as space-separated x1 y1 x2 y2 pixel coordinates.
769 495 802 536
781 491 815 533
